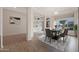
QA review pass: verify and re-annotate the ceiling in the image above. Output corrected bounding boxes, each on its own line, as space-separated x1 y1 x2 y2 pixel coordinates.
32 7 78 16
3 7 78 16
3 7 27 14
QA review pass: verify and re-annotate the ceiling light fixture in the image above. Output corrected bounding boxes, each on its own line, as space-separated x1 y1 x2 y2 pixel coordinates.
54 11 58 15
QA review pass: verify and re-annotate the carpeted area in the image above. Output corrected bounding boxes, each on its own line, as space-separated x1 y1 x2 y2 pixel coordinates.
38 35 68 51
36 33 78 52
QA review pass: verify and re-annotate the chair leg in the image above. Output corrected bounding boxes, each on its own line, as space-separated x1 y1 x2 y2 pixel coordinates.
44 36 47 41
63 37 64 42
49 38 51 43
66 35 68 39
63 37 65 42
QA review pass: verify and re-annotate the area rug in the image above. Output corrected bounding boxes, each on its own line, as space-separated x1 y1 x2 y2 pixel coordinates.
38 35 70 52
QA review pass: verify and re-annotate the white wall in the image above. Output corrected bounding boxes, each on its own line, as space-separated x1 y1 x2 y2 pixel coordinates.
74 8 78 25
3 8 27 36
0 8 3 36
0 8 1 36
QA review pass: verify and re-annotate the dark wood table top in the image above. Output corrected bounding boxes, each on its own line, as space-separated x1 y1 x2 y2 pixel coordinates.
51 30 61 36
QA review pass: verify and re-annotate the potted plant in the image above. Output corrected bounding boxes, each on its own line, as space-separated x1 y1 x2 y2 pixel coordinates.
74 24 77 37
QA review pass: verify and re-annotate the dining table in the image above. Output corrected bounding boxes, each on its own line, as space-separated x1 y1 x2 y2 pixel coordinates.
50 29 61 40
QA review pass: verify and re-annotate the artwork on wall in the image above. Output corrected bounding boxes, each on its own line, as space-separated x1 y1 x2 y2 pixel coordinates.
9 16 21 24
33 16 45 32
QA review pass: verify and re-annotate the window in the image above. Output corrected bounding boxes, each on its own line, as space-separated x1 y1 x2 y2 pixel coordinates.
56 17 74 30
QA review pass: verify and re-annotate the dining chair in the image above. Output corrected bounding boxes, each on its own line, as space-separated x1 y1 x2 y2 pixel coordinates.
45 29 52 42
60 29 68 42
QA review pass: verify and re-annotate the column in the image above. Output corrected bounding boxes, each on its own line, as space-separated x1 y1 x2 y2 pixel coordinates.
0 8 3 48
27 8 34 40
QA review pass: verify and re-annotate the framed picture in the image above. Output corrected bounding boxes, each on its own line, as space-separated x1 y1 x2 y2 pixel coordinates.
9 16 21 24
